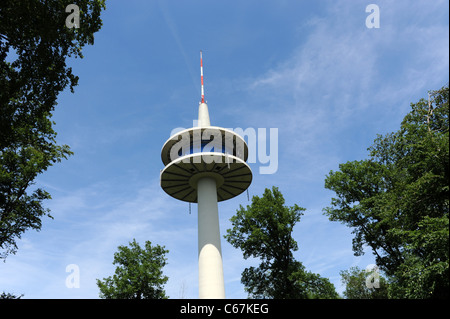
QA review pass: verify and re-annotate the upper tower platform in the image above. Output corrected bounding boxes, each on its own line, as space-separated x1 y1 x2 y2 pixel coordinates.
160 109 252 203
160 52 252 203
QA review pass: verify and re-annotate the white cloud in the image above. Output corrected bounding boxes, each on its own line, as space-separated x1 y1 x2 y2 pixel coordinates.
246 0 448 123
0 175 200 298
234 0 449 188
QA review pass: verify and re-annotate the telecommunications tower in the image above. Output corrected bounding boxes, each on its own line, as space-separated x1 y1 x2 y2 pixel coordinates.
160 51 252 298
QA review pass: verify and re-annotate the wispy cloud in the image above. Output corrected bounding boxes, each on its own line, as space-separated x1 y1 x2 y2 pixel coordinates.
157 0 199 94
0 175 200 298
234 0 449 185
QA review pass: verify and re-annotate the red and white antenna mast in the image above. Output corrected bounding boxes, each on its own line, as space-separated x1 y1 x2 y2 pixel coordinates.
200 50 205 104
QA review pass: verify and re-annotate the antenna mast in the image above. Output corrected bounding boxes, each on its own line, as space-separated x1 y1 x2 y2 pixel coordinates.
200 50 205 103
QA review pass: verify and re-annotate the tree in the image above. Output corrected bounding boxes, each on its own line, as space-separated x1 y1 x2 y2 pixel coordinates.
225 186 339 299
0 292 23 299
298 271 341 299
340 266 389 299
324 85 449 298
0 0 106 260
97 239 169 299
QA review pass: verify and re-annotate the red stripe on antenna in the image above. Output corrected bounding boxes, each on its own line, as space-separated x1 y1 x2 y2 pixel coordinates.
200 50 205 103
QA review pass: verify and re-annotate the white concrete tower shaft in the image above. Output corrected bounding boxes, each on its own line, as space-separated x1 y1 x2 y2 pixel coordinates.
197 177 225 298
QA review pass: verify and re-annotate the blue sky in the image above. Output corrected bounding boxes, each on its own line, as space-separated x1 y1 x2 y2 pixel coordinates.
1 0 448 298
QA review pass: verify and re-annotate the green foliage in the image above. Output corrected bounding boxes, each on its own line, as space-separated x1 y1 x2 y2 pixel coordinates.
295 271 341 299
340 266 389 299
97 239 169 299
0 0 106 259
325 85 449 298
0 291 23 299
225 186 339 299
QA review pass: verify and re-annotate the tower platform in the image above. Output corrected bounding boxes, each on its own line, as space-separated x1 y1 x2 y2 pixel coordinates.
160 126 252 203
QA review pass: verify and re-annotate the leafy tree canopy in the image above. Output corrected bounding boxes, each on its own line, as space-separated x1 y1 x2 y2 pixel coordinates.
225 186 339 299
97 239 169 299
325 85 449 298
340 266 389 299
0 0 106 259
